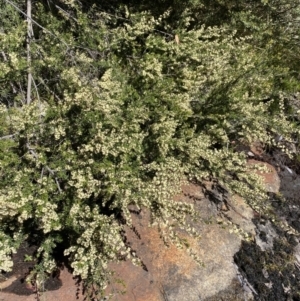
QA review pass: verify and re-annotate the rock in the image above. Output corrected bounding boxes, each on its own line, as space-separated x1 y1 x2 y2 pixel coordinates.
279 168 300 199
294 242 300 266
1 159 284 301
104 158 286 301
223 195 256 236
249 142 264 157
105 183 253 301
0 268 84 301
247 159 280 193
255 220 278 251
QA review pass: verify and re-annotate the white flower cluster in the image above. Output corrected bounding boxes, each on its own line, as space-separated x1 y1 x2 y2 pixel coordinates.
64 208 133 288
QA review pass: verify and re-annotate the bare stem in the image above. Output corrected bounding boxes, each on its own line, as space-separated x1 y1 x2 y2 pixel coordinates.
0 134 16 140
5 0 69 48
26 0 33 105
27 145 63 194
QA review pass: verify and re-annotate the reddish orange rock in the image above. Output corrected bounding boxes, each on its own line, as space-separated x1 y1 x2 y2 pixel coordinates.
247 159 280 193
0 268 84 301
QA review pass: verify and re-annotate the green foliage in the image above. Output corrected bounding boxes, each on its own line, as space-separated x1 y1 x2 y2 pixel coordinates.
0 0 299 299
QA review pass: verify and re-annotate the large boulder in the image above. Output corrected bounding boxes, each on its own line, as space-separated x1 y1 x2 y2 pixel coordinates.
106 183 254 301
1 160 288 301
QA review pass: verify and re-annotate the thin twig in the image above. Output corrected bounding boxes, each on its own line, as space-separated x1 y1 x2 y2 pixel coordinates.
55 4 78 22
37 76 62 102
0 134 16 140
27 145 62 194
40 167 44 182
234 263 257 296
26 0 33 105
160 284 170 301
5 0 69 48
17 82 26 105
31 76 42 124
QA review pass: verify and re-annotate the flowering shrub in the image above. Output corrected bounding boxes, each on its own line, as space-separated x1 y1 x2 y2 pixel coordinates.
0 0 299 298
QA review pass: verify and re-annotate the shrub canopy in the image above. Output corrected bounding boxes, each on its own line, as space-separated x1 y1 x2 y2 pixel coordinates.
0 0 299 298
